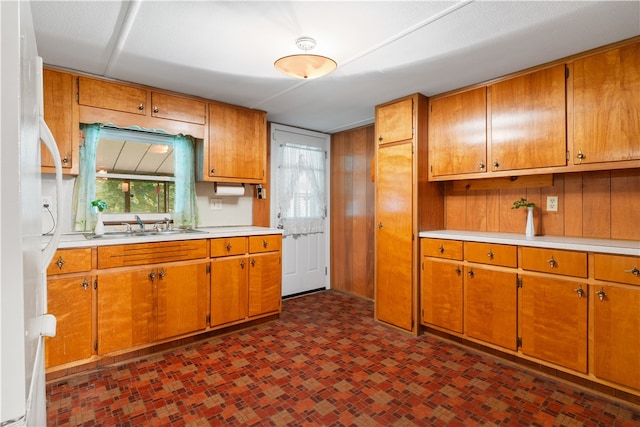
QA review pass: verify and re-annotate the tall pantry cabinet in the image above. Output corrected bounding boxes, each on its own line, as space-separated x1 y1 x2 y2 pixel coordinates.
374 94 444 334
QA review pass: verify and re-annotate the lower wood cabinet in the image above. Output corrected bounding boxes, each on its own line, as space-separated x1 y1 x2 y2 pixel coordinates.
465 267 518 351
248 252 281 316
419 236 640 398
592 284 640 390
210 256 249 326
97 262 209 354
45 275 93 368
520 275 588 372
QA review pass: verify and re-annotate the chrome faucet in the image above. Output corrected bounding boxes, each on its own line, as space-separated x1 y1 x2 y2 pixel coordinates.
121 222 132 233
134 215 145 231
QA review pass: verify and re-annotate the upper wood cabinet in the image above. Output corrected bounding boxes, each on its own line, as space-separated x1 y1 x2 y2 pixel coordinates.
376 97 413 145
42 68 79 174
571 41 640 165
150 92 206 125
205 102 267 183
428 87 487 177
78 76 206 125
489 64 567 172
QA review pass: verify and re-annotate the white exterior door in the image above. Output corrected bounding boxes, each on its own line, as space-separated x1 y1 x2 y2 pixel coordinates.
270 123 330 297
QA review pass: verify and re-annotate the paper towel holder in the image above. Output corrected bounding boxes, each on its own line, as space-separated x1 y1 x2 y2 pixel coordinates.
213 183 245 196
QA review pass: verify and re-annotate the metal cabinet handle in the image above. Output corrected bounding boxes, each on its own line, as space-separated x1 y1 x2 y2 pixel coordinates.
493 160 500 169
455 267 462 276
153 106 159 113
138 103 144 111
596 288 607 302
226 243 232 252
240 260 246 269
81 278 90 291
576 150 585 164
262 240 268 248
210 168 216 174
158 269 166 279
378 136 383 142
487 251 494 260
574 285 584 298
438 245 444 254
148 271 156 281
547 256 557 268
251 258 256 267
624 267 640 277
55 256 66 270
478 161 485 170
467 269 475 278
378 222 383 230
62 156 69 164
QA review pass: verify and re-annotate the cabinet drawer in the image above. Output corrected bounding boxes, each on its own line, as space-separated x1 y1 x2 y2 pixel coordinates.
594 253 640 285
521 247 587 278
78 77 147 115
249 235 281 253
210 237 247 257
47 248 92 275
465 242 517 267
421 238 463 260
151 92 206 124
98 240 207 269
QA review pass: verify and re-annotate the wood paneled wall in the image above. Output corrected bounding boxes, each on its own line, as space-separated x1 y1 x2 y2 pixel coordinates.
445 169 640 241
330 125 376 299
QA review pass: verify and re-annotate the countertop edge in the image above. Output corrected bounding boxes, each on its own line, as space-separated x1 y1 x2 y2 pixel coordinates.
418 230 640 256
48 226 283 249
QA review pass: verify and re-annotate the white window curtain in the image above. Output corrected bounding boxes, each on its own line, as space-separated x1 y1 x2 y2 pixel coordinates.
277 143 326 236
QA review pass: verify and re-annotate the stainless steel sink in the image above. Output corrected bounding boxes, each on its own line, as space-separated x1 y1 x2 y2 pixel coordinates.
85 229 205 239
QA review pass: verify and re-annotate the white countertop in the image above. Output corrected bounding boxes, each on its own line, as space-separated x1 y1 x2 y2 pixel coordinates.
418 230 640 256
46 226 283 249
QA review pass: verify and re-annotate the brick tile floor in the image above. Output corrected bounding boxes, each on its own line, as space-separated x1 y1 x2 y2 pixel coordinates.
47 290 640 426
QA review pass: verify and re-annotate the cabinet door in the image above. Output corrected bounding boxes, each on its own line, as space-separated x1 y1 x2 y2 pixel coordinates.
248 252 282 317
210 257 249 326
375 142 413 331
208 103 266 181
45 276 93 367
156 263 209 340
78 76 147 115
421 259 463 333
42 68 76 172
520 276 587 372
593 285 640 390
490 64 566 171
465 267 517 350
151 92 206 125
429 87 487 176
376 97 413 145
572 42 640 164
97 269 155 354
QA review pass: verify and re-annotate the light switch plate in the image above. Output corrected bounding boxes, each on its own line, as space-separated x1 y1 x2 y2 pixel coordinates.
209 198 222 210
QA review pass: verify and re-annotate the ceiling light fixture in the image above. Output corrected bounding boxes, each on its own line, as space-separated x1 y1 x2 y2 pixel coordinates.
274 37 337 79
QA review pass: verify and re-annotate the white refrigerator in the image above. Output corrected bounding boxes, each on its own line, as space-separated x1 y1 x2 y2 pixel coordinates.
1 1 63 425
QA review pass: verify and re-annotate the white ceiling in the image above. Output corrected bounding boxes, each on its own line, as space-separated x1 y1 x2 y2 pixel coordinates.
31 1 640 134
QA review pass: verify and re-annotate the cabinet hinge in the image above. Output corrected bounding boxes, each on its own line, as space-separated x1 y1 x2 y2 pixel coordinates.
411 318 415 330
516 277 523 288
75 77 79 102
412 233 415 241
421 261 424 271
516 337 522 348
94 278 98 290
566 150 570 161
565 67 569 79
206 314 211 324
206 264 211 274
94 341 98 352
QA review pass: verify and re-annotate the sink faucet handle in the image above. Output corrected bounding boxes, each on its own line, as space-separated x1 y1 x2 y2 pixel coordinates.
121 223 132 233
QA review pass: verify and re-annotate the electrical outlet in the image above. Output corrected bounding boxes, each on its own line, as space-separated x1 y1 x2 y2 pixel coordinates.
41 196 53 212
209 198 222 210
546 196 558 212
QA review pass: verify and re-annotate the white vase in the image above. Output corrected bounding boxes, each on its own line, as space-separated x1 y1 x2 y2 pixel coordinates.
525 206 535 237
94 211 105 236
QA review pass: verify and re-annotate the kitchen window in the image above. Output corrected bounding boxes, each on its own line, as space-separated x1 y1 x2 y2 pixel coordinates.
73 124 198 231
